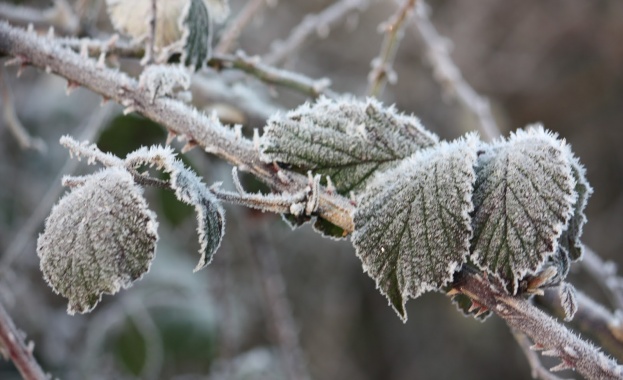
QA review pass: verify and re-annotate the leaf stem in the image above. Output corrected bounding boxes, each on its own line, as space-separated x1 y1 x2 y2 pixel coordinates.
0 301 48 380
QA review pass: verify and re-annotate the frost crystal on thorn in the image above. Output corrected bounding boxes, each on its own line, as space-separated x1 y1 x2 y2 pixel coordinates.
260 97 439 194
352 134 479 321
37 167 158 314
470 126 576 292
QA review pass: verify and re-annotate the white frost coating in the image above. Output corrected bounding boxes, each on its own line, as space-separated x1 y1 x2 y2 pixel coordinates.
470 126 577 293
138 64 191 103
124 145 225 271
352 133 479 321
559 282 578 322
37 167 158 314
260 96 439 194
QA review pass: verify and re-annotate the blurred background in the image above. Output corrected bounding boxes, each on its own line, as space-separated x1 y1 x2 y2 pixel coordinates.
1 0 622 379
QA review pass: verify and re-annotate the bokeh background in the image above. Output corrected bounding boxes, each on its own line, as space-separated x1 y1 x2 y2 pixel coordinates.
1 0 622 379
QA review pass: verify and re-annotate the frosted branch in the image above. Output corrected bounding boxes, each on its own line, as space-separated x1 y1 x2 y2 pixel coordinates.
264 0 369 65
367 0 417 97
0 68 46 152
0 0 79 35
512 330 571 380
215 0 267 54
410 1 499 141
0 301 48 380
583 246 623 312
455 270 623 380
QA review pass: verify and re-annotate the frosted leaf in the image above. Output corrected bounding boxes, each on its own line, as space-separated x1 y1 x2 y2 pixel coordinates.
181 0 212 70
559 282 578 322
37 167 158 314
470 126 576 292
125 146 224 270
260 97 439 194
352 134 478 321
557 153 592 261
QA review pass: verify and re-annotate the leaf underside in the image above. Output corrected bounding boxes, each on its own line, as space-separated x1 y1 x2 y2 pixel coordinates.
37 168 158 314
352 135 478 321
260 97 439 195
183 0 212 70
470 127 576 292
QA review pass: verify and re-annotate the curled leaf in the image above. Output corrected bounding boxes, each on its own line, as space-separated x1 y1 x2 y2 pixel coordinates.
260 97 439 194
37 167 158 314
470 126 576 292
352 135 478 321
559 282 578 322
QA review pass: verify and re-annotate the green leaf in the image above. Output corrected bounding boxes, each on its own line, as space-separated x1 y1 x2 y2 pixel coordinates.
470 126 576 292
37 168 158 314
352 135 478 321
182 0 212 70
557 154 592 261
125 146 225 270
260 97 439 195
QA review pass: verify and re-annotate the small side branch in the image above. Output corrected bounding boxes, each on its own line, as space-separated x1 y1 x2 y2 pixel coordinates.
410 1 499 141
0 0 79 34
367 0 417 97
215 0 267 54
264 0 369 65
0 301 48 380
582 246 623 312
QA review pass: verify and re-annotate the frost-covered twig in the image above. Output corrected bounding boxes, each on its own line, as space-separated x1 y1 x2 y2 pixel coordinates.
455 271 623 380
0 0 79 35
0 104 117 269
512 330 571 380
212 52 336 98
410 1 499 141
215 0 267 54
0 301 48 380
367 0 417 97
582 246 623 312
263 0 369 65
0 68 46 152
249 227 310 380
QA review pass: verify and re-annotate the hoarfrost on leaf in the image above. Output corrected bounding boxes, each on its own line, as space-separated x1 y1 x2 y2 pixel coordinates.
125 146 224 270
470 126 576 292
557 153 592 261
352 134 479 321
260 97 439 194
37 167 158 314
559 282 578 322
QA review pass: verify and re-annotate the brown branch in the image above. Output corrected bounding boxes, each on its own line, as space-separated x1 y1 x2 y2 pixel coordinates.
215 0 267 54
410 1 499 141
263 0 369 65
455 271 623 380
0 21 354 232
367 0 417 97
0 301 48 380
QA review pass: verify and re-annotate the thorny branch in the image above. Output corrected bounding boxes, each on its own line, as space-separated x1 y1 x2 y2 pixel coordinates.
0 0 79 35
0 300 48 380
263 0 369 66
1 18 623 380
512 330 570 380
367 0 417 97
410 1 499 141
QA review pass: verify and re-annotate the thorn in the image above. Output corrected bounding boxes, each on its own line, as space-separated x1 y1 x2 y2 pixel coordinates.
446 288 461 296
97 52 106 69
530 343 546 351
474 307 489 318
232 167 245 194
326 176 335 194
26 340 34 354
27 23 34 33
234 124 242 140
542 349 560 357
66 80 80 95
349 191 357 205
100 96 110 106
45 66 52 74
80 40 89 58
253 128 260 151
305 173 321 215
105 34 120 50
47 26 55 39
181 140 197 153
123 106 136 115
550 360 574 372
166 131 177 145
468 302 480 313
